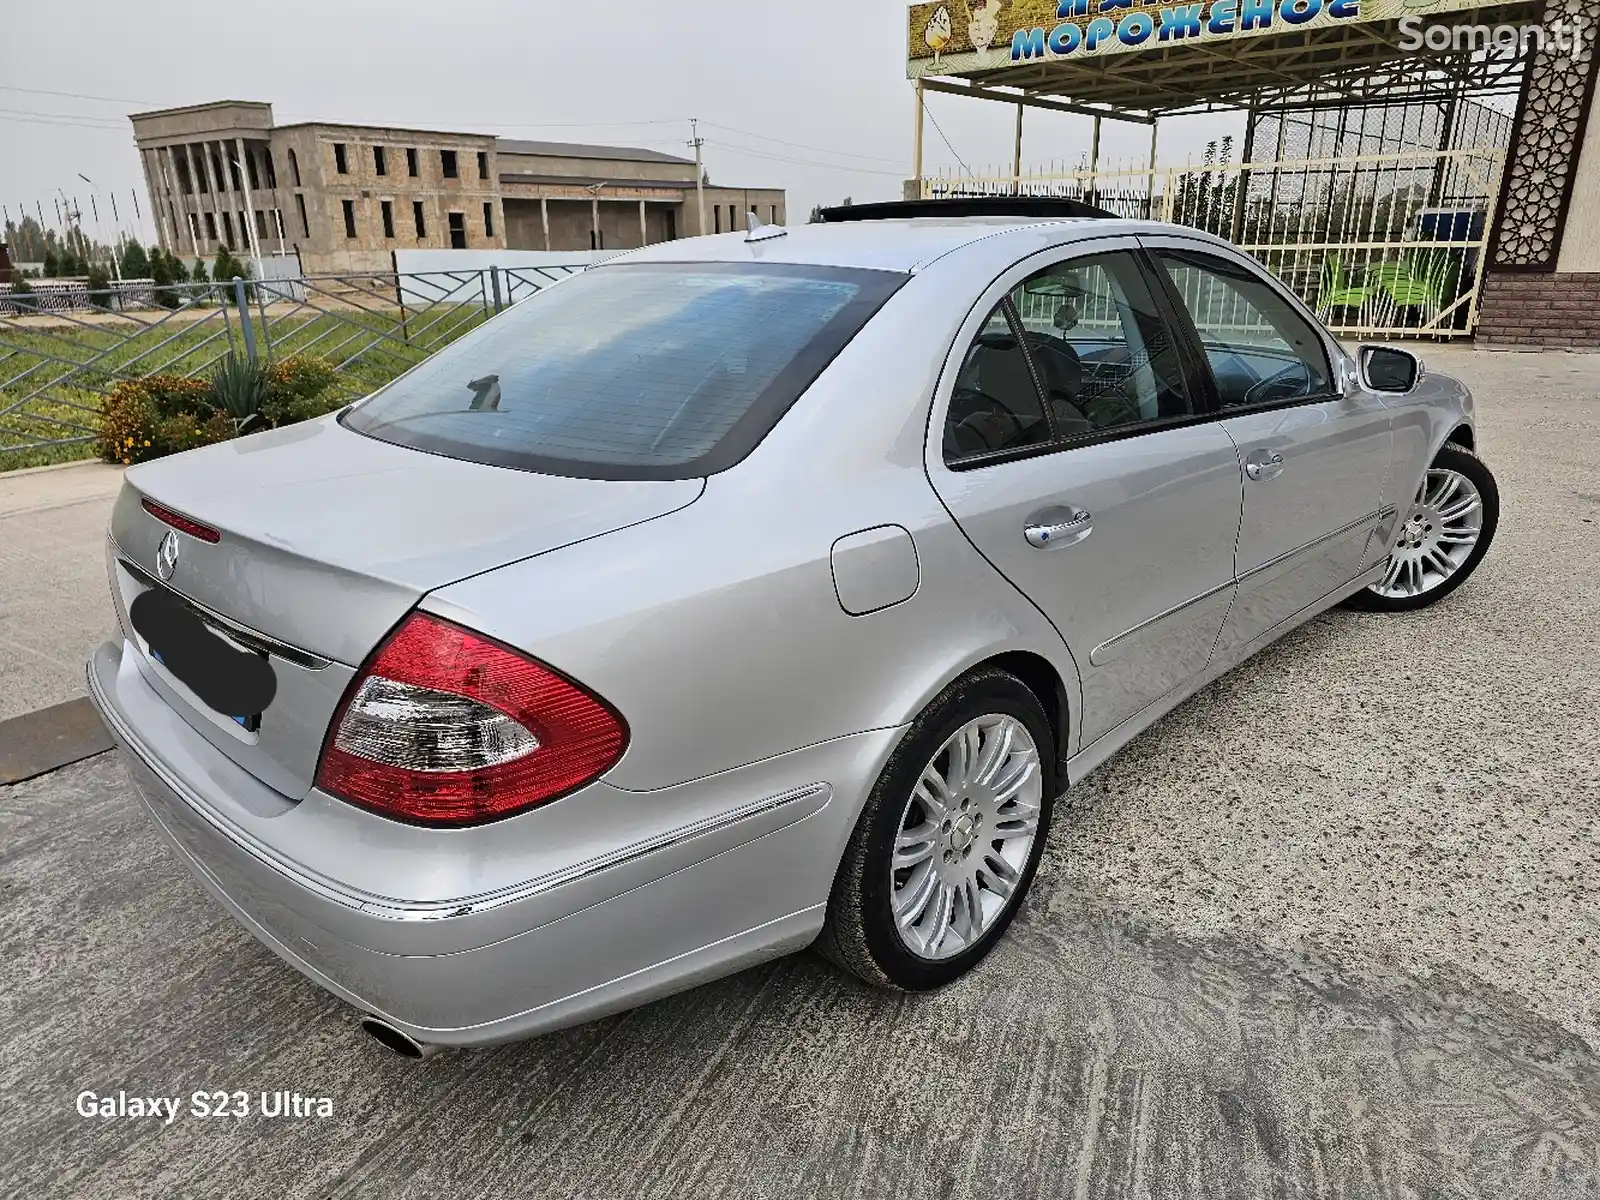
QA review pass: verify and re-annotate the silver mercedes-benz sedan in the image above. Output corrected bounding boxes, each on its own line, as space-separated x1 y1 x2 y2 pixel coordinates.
88 206 1498 1056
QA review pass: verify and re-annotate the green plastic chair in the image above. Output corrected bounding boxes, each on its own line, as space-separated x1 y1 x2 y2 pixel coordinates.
1367 248 1460 327
1317 253 1372 320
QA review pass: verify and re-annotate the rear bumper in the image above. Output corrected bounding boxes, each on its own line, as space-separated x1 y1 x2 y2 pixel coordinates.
88 638 900 1045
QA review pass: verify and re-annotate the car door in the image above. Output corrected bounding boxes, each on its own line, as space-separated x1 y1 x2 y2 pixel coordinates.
927 240 1242 752
1147 241 1394 660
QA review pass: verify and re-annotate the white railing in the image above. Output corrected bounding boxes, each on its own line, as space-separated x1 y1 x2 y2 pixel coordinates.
923 146 1507 339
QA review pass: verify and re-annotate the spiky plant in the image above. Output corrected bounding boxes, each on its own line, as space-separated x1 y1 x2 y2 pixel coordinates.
209 354 269 434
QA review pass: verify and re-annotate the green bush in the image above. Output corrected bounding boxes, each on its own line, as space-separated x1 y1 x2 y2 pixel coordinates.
263 355 344 425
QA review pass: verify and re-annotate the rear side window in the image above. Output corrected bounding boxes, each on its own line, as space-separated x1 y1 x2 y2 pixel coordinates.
343 262 905 479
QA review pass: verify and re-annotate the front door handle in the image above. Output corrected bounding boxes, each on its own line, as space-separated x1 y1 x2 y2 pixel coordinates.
1244 448 1285 482
1024 506 1093 549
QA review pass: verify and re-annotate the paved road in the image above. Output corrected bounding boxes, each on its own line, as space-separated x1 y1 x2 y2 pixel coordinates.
2 349 1598 1197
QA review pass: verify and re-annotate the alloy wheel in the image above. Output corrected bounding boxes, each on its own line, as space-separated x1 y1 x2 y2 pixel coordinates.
1369 467 1484 601
889 714 1043 961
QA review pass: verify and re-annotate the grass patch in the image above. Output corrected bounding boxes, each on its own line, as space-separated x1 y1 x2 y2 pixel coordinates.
0 301 492 473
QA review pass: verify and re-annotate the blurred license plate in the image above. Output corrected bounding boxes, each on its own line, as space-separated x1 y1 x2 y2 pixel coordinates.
149 647 261 729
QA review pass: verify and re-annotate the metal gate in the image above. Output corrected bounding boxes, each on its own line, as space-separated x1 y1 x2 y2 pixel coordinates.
922 145 1506 340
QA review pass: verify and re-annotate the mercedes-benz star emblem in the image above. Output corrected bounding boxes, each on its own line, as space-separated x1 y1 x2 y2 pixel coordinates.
156 530 181 581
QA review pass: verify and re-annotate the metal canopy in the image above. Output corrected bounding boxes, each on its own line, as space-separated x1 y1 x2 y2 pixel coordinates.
928 1 1538 117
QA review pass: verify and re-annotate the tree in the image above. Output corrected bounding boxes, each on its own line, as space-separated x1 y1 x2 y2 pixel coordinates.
120 241 150 280
42 248 59 277
85 265 111 308
212 246 247 284
3 215 49 262
190 257 208 284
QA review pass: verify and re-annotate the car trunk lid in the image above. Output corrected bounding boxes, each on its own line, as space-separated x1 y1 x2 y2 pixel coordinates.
108 416 702 799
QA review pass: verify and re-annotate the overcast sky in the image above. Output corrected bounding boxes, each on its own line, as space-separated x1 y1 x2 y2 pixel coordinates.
1 0 1242 247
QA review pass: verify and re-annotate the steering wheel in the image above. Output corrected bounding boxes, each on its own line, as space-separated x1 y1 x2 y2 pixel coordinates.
1242 361 1312 407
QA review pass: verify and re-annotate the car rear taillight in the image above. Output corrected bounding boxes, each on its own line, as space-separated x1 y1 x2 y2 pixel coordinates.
315 612 627 826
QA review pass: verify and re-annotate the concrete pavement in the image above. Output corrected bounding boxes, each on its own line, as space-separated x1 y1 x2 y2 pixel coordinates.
0 461 122 722
1 348 1598 1197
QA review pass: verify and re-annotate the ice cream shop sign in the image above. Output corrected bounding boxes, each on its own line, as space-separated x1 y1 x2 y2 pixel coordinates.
907 0 1513 73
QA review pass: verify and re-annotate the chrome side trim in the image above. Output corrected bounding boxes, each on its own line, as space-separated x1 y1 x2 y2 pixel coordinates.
359 782 833 922
1235 505 1397 585
1090 578 1235 667
115 544 331 671
90 651 828 922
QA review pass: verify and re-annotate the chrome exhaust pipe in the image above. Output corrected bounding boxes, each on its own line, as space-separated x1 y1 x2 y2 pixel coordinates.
360 1016 441 1060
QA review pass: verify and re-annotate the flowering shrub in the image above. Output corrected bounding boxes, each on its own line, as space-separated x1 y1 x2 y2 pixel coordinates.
97 355 342 466
97 376 222 465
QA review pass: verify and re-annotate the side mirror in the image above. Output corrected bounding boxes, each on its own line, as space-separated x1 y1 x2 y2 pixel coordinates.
1359 344 1423 394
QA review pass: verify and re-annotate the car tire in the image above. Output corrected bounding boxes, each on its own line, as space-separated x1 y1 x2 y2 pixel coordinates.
816 666 1056 990
1343 442 1499 613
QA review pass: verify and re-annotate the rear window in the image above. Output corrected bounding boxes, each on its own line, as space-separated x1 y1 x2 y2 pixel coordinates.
342 261 905 479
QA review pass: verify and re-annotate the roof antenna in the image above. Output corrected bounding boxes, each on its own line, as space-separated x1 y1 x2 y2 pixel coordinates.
745 210 787 243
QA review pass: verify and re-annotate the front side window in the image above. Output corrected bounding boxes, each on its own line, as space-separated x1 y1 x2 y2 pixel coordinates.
343 262 905 479
1158 249 1331 409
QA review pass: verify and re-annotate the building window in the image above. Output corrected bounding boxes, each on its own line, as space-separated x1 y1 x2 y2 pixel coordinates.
296 193 310 238
245 153 259 191
477 150 489 180
381 200 395 239
188 212 201 244
288 149 301 187
406 147 418 177
447 211 466 249
334 143 348 174
203 212 217 240
440 149 458 179
256 210 268 239
374 145 387 176
769 204 778 224
714 206 721 234
413 200 426 238
729 204 737 231
664 208 676 240
483 202 494 237
221 211 235 249
343 199 357 239
263 151 277 188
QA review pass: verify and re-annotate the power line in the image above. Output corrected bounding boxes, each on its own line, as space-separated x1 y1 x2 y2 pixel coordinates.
702 122 904 167
919 95 972 176
705 140 905 177
0 83 156 105
0 109 130 132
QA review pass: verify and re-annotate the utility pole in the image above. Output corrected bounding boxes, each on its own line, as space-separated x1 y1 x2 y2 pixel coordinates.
690 118 707 237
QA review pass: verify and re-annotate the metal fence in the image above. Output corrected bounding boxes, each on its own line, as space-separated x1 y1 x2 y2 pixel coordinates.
921 145 1507 340
0 264 584 461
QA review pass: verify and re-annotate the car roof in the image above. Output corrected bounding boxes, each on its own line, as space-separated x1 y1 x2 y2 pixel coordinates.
609 217 1227 275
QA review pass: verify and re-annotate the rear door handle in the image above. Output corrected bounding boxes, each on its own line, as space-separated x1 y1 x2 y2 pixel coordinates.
1024 506 1093 549
1244 449 1285 482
